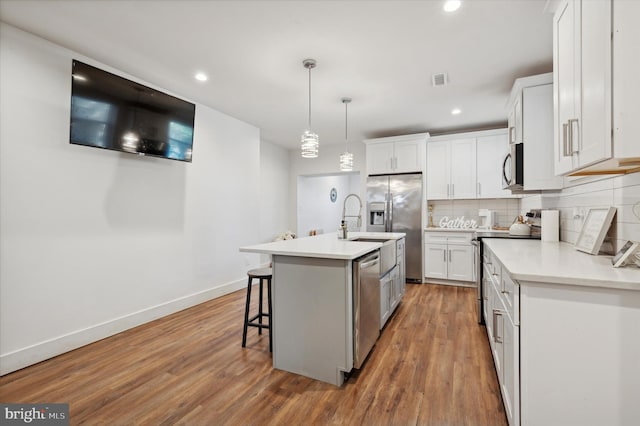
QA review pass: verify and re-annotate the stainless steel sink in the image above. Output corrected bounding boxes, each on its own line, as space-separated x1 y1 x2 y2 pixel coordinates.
350 238 389 243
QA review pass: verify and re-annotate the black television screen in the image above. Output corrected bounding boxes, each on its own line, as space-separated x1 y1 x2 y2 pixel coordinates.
70 60 195 162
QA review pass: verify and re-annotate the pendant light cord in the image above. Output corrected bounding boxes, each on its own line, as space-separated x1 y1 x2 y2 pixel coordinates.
308 65 312 129
342 97 351 150
344 100 348 149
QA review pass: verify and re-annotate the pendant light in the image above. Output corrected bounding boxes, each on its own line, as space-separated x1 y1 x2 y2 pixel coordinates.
301 59 319 158
339 97 354 171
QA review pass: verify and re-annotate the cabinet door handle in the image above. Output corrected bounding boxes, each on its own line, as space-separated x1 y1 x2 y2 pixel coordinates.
448 249 452 263
446 184 450 197
477 182 481 196
562 122 570 157
493 309 503 343
568 118 579 155
443 249 446 263
451 184 454 198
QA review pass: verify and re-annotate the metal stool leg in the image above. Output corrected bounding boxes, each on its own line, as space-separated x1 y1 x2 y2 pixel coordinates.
242 276 252 347
258 277 264 335
267 276 273 352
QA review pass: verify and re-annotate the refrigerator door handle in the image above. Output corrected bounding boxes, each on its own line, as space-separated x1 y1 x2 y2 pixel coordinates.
387 193 393 232
383 192 389 232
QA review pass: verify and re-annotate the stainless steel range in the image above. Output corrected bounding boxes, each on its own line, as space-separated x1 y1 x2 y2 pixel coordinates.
473 211 542 324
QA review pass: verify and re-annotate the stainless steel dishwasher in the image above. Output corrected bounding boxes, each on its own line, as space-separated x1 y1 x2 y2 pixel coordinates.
353 249 381 369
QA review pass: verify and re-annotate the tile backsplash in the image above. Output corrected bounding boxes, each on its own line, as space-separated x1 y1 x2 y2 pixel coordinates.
428 198 521 229
520 172 640 254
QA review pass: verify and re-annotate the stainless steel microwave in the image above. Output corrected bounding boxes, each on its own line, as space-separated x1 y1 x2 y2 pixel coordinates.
502 143 523 190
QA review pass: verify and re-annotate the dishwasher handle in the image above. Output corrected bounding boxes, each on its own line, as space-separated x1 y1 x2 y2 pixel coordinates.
360 255 379 269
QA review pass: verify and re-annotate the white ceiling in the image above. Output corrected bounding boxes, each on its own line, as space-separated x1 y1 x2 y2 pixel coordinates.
0 0 554 150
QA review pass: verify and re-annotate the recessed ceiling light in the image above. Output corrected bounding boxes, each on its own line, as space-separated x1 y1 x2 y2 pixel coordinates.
194 72 208 82
72 74 87 81
451 108 462 115
443 0 461 13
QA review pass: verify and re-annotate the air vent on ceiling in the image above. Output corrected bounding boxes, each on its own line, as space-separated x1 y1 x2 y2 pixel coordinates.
432 72 448 87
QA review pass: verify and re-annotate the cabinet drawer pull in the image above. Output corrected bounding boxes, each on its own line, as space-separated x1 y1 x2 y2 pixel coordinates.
493 309 503 343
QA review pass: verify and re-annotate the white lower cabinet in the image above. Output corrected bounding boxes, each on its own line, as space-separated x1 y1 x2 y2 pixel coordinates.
484 245 519 426
484 242 640 425
424 243 447 279
380 265 401 329
424 231 474 283
396 237 406 302
381 238 406 329
380 269 391 329
502 311 518 426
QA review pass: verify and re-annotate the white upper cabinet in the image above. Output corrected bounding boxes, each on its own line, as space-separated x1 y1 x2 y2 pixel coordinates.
450 138 477 199
364 133 428 175
553 0 640 176
427 129 515 200
508 94 522 145
426 138 476 200
426 140 450 199
476 132 512 198
507 73 564 191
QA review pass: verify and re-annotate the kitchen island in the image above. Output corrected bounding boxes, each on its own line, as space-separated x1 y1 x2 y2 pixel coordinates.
240 232 405 386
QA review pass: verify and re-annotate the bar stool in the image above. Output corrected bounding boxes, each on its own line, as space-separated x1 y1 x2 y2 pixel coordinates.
242 267 273 352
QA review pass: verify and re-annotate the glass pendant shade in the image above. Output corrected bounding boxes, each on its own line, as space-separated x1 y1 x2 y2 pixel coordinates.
340 151 354 171
301 129 319 158
301 59 319 158
339 97 354 170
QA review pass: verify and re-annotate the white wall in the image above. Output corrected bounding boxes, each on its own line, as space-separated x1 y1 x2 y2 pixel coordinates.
297 174 360 237
520 173 640 254
0 23 289 374
288 141 366 235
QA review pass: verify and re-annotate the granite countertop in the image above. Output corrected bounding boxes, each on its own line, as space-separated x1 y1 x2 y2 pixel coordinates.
240 231 406 260
484 239 640 291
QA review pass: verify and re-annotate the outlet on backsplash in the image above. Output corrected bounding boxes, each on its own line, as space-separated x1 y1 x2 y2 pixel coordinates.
572 207 585 222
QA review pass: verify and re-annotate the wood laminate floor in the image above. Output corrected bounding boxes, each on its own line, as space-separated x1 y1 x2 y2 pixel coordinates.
1 283 507 426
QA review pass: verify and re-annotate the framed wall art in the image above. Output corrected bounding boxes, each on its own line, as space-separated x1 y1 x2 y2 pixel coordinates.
574 207 617 255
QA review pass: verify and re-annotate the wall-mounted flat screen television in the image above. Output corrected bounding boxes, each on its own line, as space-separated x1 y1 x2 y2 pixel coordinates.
70 60 195 162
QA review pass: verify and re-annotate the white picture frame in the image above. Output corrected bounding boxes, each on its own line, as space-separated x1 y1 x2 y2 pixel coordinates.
574 207 617 255
612 241 640 268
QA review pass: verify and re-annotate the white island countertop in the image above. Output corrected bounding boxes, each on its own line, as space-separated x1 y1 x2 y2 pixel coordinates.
240 231 406 260
484 239 640 291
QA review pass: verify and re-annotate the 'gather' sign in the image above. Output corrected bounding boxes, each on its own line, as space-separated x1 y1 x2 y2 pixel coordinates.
438 216 478 229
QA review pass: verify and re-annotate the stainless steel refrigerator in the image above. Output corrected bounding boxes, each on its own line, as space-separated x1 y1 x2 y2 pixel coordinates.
366 173 423 282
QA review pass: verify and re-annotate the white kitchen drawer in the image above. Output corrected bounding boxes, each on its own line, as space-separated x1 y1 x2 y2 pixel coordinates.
424 232 448 244
488 251 502 286
448 234 473 245
424 231 473 245
500 270 519 325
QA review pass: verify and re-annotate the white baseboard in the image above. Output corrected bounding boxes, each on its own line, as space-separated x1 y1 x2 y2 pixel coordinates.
0 277 248 376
